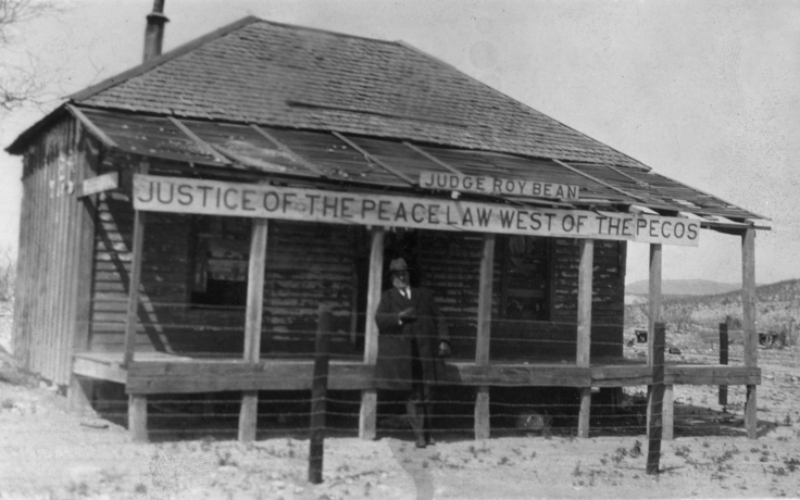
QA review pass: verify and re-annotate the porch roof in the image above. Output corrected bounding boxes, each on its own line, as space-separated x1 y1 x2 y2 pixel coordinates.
73 106 763 228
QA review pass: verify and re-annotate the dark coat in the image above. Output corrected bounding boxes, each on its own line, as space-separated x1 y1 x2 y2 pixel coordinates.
375 286 449 390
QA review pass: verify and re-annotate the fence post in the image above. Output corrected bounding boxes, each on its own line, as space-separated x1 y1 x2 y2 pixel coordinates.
309 304 332 484
646 322 666 475
719 322 728 407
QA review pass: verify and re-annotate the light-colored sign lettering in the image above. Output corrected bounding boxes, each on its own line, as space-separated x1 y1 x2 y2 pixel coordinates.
133 175 699 246
419 171 580 200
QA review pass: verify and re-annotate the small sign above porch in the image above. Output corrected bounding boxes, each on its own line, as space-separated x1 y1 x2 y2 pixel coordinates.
419 171 580 200
133 175 700 246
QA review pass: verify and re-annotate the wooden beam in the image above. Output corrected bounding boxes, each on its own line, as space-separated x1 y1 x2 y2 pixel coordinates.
663 385 674 440
552 158 645 202
239 218 269 443
577 239 594 438
403 141 464 175
66 105 118 149
123 163 149 367
359 228 384 440
308 305 332 484
475 233 495 440
250 125 327 176
742 227 758 439
168 116 231 165
332 131 416 186
648 244 663 365
719 322 728 406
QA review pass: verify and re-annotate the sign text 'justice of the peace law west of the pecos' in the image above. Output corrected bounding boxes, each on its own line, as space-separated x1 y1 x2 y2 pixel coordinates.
133 175 700 246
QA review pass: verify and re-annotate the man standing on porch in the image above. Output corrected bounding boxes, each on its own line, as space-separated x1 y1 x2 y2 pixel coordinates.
375 258 451 448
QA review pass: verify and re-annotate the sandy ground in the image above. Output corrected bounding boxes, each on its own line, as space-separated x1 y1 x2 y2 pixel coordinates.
2 305 800 499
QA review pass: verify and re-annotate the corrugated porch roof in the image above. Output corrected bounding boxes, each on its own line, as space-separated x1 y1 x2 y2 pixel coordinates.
71 106 764 227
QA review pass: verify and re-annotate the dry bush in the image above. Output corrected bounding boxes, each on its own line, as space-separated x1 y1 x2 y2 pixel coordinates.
0 248 16 302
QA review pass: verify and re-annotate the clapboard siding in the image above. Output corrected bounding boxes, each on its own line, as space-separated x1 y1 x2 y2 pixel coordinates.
416 232 624 361
88 184 359 356
13 117 89 385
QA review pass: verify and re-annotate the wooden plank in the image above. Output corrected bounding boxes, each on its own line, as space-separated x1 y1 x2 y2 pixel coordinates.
66 105 119 149
418 171 580 200
128 394 148 443
475 233 495 440
647 322 666 475
309 305 332 484
239 218 269 443
78 172 119 197
332 131 415 185
648 244 663 365
742 228 758 439
576 239 593 438
359 228 384 440
449 363 591 387
73 356 127 383
127 360 374 394
132 175 702 247
124 163 149 367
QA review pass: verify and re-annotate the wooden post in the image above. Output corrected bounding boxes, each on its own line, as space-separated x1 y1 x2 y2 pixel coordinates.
741 228 758 439
474 234 495 440
647 322 666 475
359 228 384 440
646 243 662 431
238 218 269 443
129 394 148 443
719 322 728 407
648 244 663 364
576 239 593 438
663 385 674 440
309 305 332 484
123 163 149 366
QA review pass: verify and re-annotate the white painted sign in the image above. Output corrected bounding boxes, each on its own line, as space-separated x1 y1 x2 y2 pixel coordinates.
133 175 700 246
419 171 580 200
79 172 119 197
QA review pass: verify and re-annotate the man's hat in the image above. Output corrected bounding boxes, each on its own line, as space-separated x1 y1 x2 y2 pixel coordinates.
389 258 409 274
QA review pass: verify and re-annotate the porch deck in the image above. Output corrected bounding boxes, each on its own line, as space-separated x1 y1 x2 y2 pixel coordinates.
73 351 761 395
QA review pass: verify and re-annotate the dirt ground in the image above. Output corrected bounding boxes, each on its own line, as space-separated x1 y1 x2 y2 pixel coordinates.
2 304 800 499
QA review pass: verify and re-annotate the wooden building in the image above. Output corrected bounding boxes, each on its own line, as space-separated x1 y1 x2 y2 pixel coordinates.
6 14 764 442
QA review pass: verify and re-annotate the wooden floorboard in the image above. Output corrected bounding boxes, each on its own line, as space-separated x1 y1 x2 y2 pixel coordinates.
72 352 761 393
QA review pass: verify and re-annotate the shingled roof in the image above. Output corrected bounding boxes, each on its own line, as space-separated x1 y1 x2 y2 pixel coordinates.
66 16 647 170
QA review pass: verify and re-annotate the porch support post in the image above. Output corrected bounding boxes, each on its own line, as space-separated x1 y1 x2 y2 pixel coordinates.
646 243 672 439
359 228 384 440
576 239 593 438
474 233 495 440
238 218 269 443
742 227 758 439
125 163 148 441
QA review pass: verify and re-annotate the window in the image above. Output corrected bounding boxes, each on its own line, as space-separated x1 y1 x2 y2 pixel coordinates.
190 216 251 307
498 235 551 321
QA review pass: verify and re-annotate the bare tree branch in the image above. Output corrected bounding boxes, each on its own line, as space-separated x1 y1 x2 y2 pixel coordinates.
0 0 62 111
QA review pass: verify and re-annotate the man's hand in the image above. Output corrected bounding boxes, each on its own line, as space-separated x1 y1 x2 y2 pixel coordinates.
399 307 417 323
437 341 452 358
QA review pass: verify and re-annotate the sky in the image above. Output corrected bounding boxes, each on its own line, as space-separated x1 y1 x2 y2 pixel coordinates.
1 0 799 285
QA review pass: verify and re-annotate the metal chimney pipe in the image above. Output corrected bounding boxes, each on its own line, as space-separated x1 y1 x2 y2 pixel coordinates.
143 0 169 62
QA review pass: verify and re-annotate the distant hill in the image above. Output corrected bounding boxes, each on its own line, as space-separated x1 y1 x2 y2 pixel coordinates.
626 279 741 297
625 278 800 335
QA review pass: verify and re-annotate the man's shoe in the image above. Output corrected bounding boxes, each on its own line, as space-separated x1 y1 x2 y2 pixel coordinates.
415 437 427 448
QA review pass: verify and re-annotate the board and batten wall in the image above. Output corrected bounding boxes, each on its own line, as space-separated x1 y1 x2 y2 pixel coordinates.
13 118 96 386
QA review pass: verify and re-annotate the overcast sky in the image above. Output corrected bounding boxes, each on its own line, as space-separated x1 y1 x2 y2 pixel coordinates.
1 0 798 285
